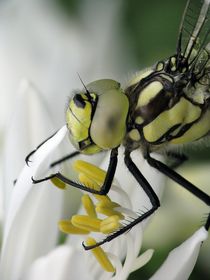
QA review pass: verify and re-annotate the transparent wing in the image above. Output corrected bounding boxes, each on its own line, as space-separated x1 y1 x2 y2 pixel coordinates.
177 0 210 76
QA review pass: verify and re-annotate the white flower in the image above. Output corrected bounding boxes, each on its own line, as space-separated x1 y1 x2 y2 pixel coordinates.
1 81 208 280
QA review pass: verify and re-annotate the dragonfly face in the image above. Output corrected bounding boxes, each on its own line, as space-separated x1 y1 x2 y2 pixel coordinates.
66 79 129 154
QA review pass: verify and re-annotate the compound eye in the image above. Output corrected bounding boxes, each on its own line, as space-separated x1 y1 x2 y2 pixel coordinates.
90 89 129 149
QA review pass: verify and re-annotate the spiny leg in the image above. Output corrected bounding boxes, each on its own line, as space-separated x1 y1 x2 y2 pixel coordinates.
25 131 58 165
32 172 101 194
146 153 210 229
50 150 105 168
13 131 61 186
50 151 80 168
32 147 118 195
83 151 160 250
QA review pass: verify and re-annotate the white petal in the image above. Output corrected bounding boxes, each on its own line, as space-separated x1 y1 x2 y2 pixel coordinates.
129 151 165 211
2 80 54 212
0 126 67 280
150 227 208 280
111 226 143 280
131 249 154 273
22 245 92 280
111 148 165 212
3 125 67 239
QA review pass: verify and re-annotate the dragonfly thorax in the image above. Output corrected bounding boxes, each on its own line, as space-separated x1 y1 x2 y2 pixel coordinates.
124 64 210 153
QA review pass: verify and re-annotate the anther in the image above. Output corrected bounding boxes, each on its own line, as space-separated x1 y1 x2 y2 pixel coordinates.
85 237 115 272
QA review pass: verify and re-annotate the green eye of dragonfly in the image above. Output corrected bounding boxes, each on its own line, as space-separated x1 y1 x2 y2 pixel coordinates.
28 0 210 255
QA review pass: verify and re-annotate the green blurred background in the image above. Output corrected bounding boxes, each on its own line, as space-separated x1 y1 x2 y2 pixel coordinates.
53 0 210 279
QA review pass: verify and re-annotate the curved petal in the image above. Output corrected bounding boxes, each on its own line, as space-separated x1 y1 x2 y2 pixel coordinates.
2 80 55 213
111 228 142 280
131 249 154 273
0 126 67 280
149 227 208 280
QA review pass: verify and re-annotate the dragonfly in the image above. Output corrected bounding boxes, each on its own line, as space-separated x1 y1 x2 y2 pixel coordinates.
27 0 210 250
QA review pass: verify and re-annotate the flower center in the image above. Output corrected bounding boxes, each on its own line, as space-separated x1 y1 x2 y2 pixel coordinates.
52 159 130 273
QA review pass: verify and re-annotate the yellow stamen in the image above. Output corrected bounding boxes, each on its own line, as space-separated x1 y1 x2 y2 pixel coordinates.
86 237 115 272
96 206 124 220
94 194 111 203
82 194 97 218
58 220 90 235
71 215 101 232
96 201 120 209
100 215 121 234
50 177 66 189
73 160 106 185
78 173 100 191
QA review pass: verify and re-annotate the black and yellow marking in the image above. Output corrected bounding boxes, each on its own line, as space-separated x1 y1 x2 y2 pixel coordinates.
126 74 175 126
142 97 202 143
127 69 154 88
171 110 210 144
136 81 163 107
156 61 164 71
66 94 94 143
128 129 141 142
